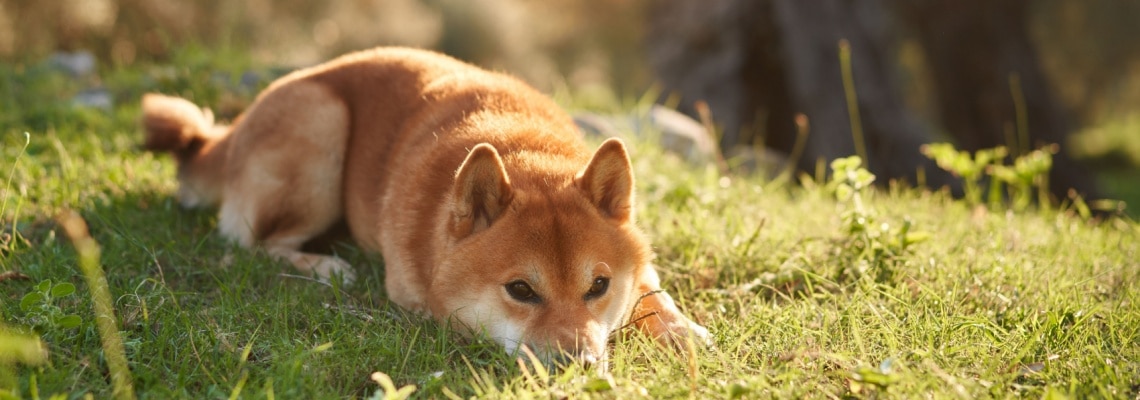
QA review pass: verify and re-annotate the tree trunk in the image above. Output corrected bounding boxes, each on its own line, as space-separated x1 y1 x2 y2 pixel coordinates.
770 0 949 185
897 0 1100 199
647 0 956 188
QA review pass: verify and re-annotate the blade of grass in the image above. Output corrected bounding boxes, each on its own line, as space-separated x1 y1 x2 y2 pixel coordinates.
1 132 31 256
58 210 135 400
839 39 868 163
1009 73 1029 157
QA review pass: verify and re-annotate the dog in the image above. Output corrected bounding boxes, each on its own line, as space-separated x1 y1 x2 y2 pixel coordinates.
140 47 708 362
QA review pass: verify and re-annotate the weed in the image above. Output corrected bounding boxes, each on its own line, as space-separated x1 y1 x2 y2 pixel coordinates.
827 156 927 284
920 143 1008 207
990 144 1057 211
922 142 1065 212
16 279 82 337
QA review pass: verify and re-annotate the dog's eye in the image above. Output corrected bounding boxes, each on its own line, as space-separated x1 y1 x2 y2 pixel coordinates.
585 277 609 300
505 281 540 303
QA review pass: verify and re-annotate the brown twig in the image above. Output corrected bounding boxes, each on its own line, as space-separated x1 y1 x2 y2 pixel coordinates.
0 270 30 282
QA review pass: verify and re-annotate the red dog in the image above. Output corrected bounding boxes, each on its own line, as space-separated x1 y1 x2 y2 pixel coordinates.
142 47 708 362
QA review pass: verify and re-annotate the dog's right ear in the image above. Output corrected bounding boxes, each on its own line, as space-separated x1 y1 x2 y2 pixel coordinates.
576 138 634 223
450 144 513 238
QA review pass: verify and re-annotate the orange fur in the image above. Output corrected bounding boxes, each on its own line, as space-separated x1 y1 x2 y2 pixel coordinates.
140 47 708 361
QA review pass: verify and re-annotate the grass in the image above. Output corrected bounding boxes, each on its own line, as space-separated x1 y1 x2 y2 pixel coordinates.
2 48 1139 399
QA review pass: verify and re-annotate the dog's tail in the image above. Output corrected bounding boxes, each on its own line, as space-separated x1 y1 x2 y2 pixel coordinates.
140 93 228 157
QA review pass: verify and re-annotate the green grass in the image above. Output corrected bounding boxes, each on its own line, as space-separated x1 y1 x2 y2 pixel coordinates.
2 50 1139 399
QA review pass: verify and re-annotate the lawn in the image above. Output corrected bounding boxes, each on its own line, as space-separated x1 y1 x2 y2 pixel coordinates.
2 48 1138 399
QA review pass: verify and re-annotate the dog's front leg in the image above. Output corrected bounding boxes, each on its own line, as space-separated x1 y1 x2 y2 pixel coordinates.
629 265 710 349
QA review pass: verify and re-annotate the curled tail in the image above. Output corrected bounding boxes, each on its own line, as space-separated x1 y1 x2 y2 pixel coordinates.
141 93 230 208
141 93 226 157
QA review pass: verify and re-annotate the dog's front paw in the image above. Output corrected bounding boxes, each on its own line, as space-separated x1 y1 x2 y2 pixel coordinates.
678 318 712 347
631 291 712 351
645 312 712 350
313 256 357 285
288 254 356 285
267 247 357 285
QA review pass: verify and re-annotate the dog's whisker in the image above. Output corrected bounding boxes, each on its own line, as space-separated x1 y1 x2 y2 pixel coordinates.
277 273 333 288
616 311 661 334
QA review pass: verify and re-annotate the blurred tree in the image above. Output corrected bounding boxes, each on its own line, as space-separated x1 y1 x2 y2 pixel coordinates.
647 0 1114 198
1032 1 1140 122
897 0 1099 198
647 0 956 189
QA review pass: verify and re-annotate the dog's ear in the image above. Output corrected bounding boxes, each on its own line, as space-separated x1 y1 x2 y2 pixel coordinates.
451 144 513 238
577 138 634 222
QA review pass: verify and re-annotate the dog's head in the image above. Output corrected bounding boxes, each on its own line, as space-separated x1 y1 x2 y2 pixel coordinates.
430 138 651 364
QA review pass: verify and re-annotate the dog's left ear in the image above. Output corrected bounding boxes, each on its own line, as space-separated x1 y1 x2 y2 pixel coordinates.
451 143 513 238
577 138 634 222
